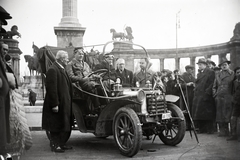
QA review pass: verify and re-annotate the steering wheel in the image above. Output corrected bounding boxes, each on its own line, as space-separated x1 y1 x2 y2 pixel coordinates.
87 69 108 78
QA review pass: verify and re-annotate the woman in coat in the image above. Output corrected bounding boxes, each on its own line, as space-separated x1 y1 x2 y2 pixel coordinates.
42 50 73 152
213 57 235 136
192 58 216 133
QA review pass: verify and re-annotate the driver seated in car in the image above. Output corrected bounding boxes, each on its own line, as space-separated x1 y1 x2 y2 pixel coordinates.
66 47 100 109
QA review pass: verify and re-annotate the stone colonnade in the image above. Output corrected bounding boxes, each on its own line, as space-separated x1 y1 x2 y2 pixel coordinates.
112 40 240 74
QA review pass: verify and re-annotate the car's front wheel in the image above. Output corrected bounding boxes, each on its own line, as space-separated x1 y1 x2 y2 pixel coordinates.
113 107 142 157
159 103 186 146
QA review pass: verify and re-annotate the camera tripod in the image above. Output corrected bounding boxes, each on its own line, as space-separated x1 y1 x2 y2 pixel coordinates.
176 75 199 143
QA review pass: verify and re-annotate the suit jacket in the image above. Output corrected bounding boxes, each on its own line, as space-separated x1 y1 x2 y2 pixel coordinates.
116 68 133 87
133 70 153 87
42 62 73 132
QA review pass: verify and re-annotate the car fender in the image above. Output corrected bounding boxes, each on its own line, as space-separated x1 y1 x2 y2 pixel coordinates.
94 99 140 136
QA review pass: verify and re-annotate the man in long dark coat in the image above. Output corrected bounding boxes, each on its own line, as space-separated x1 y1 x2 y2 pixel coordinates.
192 58 215 133
0 42 10 154
213 57 235 137
42 50 73 153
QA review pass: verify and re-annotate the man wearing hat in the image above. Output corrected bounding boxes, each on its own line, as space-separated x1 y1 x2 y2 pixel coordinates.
94 52 118 95
66 47 100 110
213 57 235 137
192 58 216 133
206 59 216 70
182 65 196 129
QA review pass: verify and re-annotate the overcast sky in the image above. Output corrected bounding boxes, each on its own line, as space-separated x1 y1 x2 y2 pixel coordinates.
1 0 240 76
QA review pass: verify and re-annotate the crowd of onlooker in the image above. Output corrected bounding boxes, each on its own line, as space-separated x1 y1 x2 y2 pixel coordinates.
129 56 240 142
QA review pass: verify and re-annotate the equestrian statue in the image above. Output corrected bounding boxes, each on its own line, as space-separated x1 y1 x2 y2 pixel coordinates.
110 26 134 41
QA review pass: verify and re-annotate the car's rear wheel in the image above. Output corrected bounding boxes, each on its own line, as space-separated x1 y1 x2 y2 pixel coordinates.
159 103 186 146
113 107 142 157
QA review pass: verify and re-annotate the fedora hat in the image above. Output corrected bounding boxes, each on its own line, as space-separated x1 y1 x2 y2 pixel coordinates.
218 57 230 67
206 59 216 66
185 65 194 70
196 58 207 65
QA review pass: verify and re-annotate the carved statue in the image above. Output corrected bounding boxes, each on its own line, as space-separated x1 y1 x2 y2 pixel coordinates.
231 22 240 41
125 26 134 41
110 29 125 40
3 25 21 39
110 27 134 41
24 54 41 76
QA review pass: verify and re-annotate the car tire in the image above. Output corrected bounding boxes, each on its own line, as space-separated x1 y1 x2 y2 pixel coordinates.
159 103 186 146
113 107 142 157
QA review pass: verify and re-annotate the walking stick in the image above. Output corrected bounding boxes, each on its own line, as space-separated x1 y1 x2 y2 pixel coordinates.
176 75 199 143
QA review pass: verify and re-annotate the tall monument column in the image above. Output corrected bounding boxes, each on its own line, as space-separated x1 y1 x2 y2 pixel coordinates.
54 0 86 48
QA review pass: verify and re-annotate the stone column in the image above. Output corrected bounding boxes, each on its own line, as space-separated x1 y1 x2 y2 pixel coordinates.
230 41 240 70
175 57 180 70
190 57 196 75
160 58 164 71
54 0 86 48
218 53 227 64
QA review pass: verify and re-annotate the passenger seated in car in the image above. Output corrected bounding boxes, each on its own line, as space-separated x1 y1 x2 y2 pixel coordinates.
94 52 118 92
133 58 154 88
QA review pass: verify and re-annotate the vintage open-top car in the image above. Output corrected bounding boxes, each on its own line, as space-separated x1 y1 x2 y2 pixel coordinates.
43 41 186 157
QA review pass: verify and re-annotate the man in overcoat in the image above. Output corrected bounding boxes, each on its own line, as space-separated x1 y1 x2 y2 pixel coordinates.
192 58 216 133
227 66 240 141
182 65 196 129
0 42 10 154
115 58 133 87
42 50 73 153
213 57 235 136
182 65 196 113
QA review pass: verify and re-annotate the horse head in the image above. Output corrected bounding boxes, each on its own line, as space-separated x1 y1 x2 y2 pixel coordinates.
110 29 116 33
24 55 32 62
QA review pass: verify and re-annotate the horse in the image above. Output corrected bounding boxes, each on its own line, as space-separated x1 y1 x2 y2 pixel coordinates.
110 29 125 40
125 26 134 41
24 54 41 76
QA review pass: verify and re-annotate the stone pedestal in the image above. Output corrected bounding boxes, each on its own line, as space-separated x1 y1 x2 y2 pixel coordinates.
0 39 22 84
230 40 240 71
112 41 133 51
54 0 86 48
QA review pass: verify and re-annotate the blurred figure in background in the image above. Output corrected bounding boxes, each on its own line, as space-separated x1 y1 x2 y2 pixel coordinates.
28 89 36 106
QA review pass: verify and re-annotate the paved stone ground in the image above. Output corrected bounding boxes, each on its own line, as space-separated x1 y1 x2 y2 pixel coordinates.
20 130 240 160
